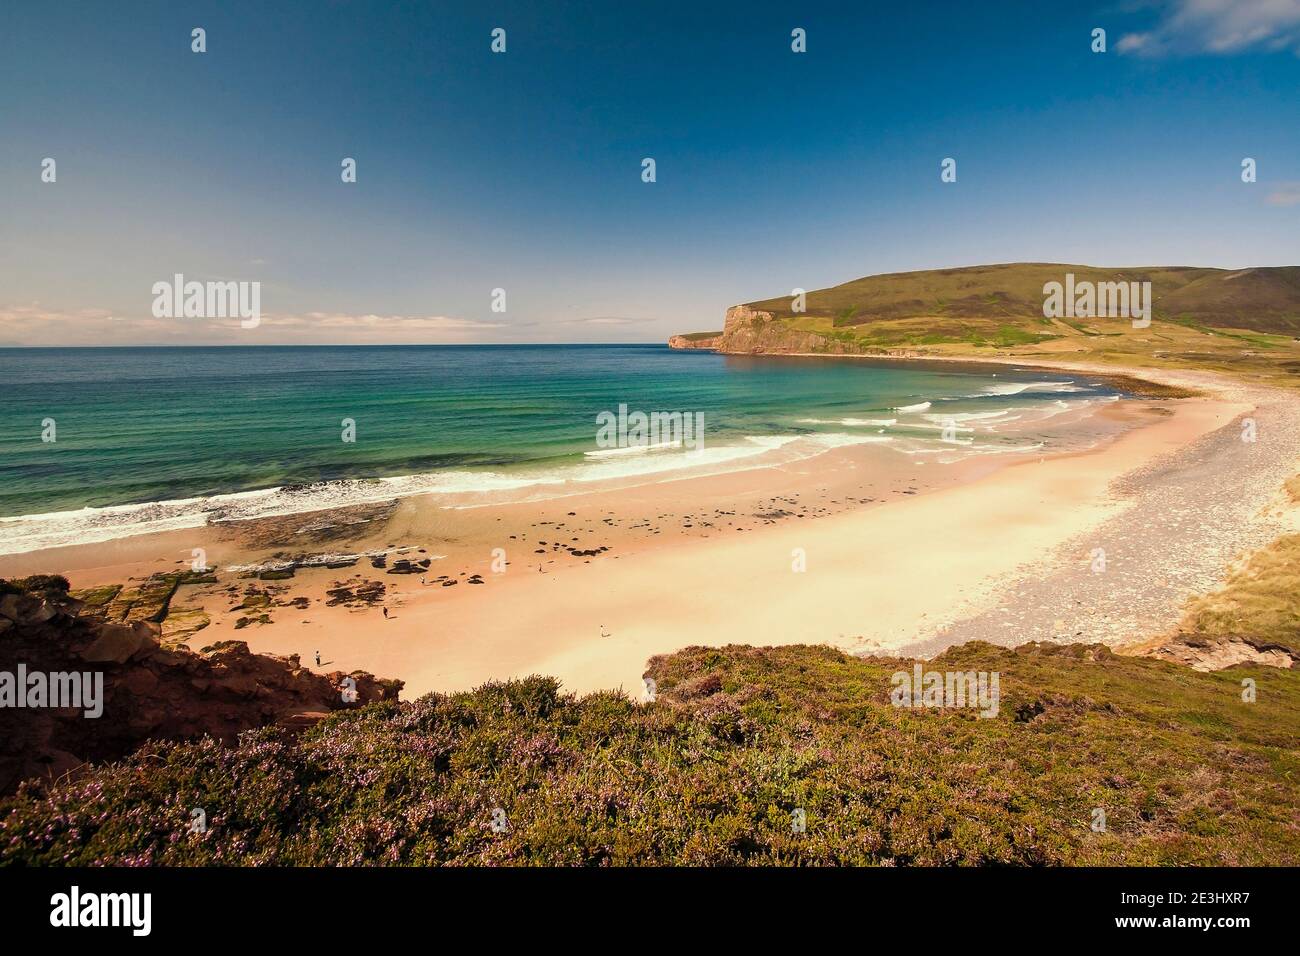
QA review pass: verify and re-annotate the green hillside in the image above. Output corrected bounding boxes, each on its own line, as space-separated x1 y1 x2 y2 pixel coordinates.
746 263 1300 334
669 262 1300 384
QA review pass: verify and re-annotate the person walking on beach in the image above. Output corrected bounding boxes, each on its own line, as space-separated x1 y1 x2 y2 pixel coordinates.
315 651 320 667
383 607 389 619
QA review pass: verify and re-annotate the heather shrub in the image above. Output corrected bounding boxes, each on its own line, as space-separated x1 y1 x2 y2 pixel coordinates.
2 643 1296 866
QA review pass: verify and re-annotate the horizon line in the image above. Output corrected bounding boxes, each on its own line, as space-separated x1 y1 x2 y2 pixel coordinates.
0 342 670 350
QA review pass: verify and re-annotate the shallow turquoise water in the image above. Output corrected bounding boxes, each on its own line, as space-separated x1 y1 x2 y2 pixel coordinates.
0 344 1125 522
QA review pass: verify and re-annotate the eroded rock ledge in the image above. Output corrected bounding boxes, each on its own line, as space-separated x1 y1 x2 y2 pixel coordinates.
1148 633 1296 672
667 332 724 350
0 577 402 795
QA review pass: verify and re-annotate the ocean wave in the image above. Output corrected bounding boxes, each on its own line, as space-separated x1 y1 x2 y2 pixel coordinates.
796 417 897 427
893 401 932 412
892 439 1044 458
0 386 1116 555
0 434 827 554
919 410 1013 424
583 440 683 459
902 422 976 433
968 441 1046 456
976 381 1076 396
805 433 894 448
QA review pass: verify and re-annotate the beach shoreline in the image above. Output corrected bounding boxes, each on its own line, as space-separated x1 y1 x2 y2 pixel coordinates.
709 348 1217 397
3 357 1284 698
0 350 1133 557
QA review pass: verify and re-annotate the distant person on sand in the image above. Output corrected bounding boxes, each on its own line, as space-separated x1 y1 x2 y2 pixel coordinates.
383 607 389 619
315 651 320 667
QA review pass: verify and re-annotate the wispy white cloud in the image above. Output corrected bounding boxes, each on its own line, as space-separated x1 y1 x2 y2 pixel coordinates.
558 316 655 327
1266 181 1300 206
0 305 505 347
274 312 502 333
1118 0 1300 56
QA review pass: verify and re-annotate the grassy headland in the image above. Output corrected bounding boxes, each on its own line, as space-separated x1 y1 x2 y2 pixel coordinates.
678 262 1300 388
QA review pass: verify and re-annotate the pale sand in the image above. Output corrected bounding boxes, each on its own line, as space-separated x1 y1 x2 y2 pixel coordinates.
0 361 1256 699
192 391 1246 696
328 392 1243 697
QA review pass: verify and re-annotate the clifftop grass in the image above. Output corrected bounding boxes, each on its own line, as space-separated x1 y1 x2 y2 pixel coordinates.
1182 533 1300 655
3 641 1295 866
678 262 1300 386
746 263 1300 335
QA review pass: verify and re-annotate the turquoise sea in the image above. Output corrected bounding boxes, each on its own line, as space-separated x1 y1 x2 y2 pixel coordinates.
0 345 1127 553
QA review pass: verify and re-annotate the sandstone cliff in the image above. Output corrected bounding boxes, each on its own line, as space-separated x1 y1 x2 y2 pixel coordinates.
669 305 863 355
667 332 723 350
0 576 402 795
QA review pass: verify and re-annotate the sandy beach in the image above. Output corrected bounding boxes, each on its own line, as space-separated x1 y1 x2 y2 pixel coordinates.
3 358 1289 699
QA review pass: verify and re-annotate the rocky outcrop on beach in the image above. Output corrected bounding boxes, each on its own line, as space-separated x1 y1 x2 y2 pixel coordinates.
1148 633 1295 672
76 569 214 625
76 570 218 647
0 576 402 796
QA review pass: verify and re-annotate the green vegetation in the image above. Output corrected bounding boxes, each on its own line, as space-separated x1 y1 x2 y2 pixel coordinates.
678 330 723 341
0 574 70 596
680 263 1300 386
967 324 1048 348
3 641 1295 866
1182 534 1300 655
747 263 1300 334
69 584 122 611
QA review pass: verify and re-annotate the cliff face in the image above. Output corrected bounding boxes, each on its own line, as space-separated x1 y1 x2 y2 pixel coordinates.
719 305 836 354
667 333 723 350
670 305 860 355
0 578 402 795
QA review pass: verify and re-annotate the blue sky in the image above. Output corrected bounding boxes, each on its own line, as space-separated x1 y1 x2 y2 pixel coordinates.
1 0 1298 345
